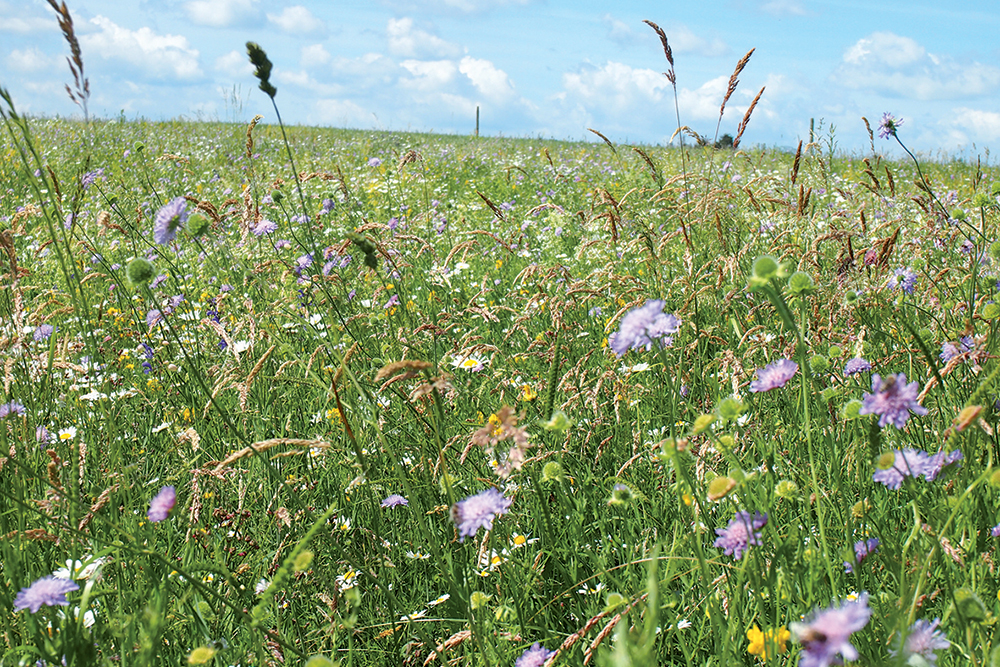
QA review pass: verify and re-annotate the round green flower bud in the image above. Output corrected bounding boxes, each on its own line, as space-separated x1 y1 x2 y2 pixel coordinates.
774 479 799 499
542 461 565 483
845 290 859 304
787 271 815 296
126 257 156 286
827 344 843 358
752 255 779 280
841 399 863 420
187 214 210 237
809 354 829 373
271 189 284 203
717 396 746 422
133 141 145 152
974 192 991 208
951 207 967 220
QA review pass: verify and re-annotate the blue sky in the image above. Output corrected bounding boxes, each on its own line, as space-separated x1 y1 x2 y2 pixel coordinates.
3 0 999 156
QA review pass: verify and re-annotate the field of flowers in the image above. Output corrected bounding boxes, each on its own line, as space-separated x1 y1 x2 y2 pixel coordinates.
3 40 1000 666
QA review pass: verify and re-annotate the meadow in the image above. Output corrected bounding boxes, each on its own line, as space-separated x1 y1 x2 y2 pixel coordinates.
2 26 1000 667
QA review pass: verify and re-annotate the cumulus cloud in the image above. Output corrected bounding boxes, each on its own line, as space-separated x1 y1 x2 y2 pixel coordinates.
0 13 55 33
301 44 331 68
832 32 1000 100
185 0 259 28
378 0 531 13
560 62 670 116
459 56 516 104
387 17 461 59
80 16 202 80
314 98 371 127
214 50 253 78
949 107 1000 143
606 16 728 57
399 59 458 91
267 6 326 35
6 47 53 72
602 14 635 45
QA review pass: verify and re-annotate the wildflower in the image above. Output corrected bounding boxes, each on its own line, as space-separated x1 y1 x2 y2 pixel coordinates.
923 449 963 481
13 575 79 613
860 373 928 429
516 643 555 667
714 511 767 560
153 197 188 245
146 308 163 328
609 299 680 357
148 485 176 522
749 359 798 393
33 323 55 342
889 618 949 665
843 357 871 376
873 448 930 489
887 267 917 294
58 426 77 440
791 593 872 667
451 488 512 541
253 219 277 236
940 336 974 363
368 157 382 168
746 625 791 660
878 112 902 139
992 523 1000 538
81 168 105 188
451 355 486 372
0 401 26 419
844 537 879 573
381 494 408 508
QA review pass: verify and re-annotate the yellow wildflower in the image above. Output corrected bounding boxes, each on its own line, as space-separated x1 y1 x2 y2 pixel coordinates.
746 625 790 660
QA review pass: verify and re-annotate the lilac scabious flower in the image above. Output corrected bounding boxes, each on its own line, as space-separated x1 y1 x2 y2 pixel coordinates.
384 294 399 309
843 357 871 376
368 157 382 168
860 373 928 429
923 448 963 482
146 309 163 328
321 198 335 214
33 323 55 342
713 511 767 560
889 618 949 665
878 112 902 140
992 523 1000 537
940 336 974 363
749 359 798 393
0 401 26 419
381 494 408 508
791 593 872 667
450 488 512 541
253 219 277 236
844 537 879 573
516 643 554 667
887 267 917 294
81 168 105 188
13 575 79 613
153 197 188 245
873 448 931 489
610 299 680 357
148 485 176 522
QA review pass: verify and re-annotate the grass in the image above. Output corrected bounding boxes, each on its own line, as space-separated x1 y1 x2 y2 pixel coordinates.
2 36 1000 667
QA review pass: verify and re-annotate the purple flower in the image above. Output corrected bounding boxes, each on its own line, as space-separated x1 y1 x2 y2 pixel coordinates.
321 198 335 214
992 523 1000 538
368 157 383 168
924 448 963 482
0 401 26 419
860 373 928 429
610 299 680 357
844 537 879 573
384 294 399 309
153 197 188 245
13 575 79 613
791 593 872 667
450 488 512 541
146 309 163 328
253 219 277 236
81 168 105 188
843 357 871 376
749 359 798 393
516 643 554 667
713 511 767 560
148 485 176 522
889 618 949 664
878 112 902 140
381 494 408 508
887 267 917 294
33 323 55 342
940 336 974 363
873 448 931 489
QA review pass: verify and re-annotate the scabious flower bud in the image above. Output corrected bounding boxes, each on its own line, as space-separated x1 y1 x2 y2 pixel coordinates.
126 257 155 286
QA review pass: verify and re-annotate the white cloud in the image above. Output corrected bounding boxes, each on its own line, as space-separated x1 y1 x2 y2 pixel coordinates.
459 56 516 104
80 15 202 81
664 24 729 58
267 6 326 35
399 59 458 91
0 15 54 33
214 50 253 78
387 17 461 59
833 32 1000 100
301 44 331 68
185 0 259 28
6 47 53 72
561 62 670 116
378 0 531 13
602 14 634 45
949 107 1000 143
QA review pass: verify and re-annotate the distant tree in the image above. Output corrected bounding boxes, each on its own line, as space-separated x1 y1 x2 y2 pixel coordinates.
714 133 734 149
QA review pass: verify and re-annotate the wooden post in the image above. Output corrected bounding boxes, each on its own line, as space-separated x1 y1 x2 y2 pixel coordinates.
809 118 814 144
475 106 480 137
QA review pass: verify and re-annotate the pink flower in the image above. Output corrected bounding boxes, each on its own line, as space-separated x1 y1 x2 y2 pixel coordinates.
148 485 176 522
